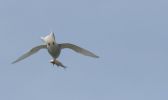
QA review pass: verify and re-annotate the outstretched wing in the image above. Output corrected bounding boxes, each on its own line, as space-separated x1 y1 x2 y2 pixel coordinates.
12 45 47 64
59 43 99 58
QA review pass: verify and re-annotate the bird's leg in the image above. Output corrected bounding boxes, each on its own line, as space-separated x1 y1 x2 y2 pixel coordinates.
50 59 66 69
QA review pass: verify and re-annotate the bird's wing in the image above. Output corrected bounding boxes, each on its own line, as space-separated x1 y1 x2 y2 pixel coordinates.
12 45 47 64
59 43 99 58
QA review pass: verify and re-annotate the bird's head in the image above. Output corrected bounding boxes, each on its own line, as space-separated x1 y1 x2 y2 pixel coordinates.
41 32 57 47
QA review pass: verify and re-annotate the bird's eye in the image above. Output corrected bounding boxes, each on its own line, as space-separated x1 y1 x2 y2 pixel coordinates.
48 43 50 46
53 42 55 45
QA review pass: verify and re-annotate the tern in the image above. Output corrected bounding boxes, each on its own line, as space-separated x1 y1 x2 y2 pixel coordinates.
12 32 99 68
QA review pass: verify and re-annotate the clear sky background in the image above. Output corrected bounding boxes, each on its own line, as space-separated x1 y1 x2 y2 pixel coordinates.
0 0 168 100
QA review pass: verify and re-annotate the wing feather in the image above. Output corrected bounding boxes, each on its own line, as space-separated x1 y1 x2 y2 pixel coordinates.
12 45 47 64
59 43 99 58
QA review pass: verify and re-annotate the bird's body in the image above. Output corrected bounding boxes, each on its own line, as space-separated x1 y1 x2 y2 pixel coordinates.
48 45 61 59
47 41 61 59
12 32 99 68
41 32 60 58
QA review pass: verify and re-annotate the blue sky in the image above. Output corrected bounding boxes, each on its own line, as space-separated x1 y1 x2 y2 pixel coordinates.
0 0 168 100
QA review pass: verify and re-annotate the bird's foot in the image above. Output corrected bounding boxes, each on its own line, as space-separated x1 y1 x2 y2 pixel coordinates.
50 59 66 69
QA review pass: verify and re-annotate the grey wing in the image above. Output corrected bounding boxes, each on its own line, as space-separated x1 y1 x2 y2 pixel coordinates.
59 43 99 58
12 45 47 64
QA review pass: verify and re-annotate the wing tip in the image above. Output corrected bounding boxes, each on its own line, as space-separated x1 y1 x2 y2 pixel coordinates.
94 55 99 58
11 61 17 64
89 54 99 58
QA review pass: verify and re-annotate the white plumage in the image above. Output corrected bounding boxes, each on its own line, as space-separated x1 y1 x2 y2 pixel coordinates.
12 32 99 68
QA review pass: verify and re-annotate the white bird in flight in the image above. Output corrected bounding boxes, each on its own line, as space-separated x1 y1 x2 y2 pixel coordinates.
12 32 99 68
